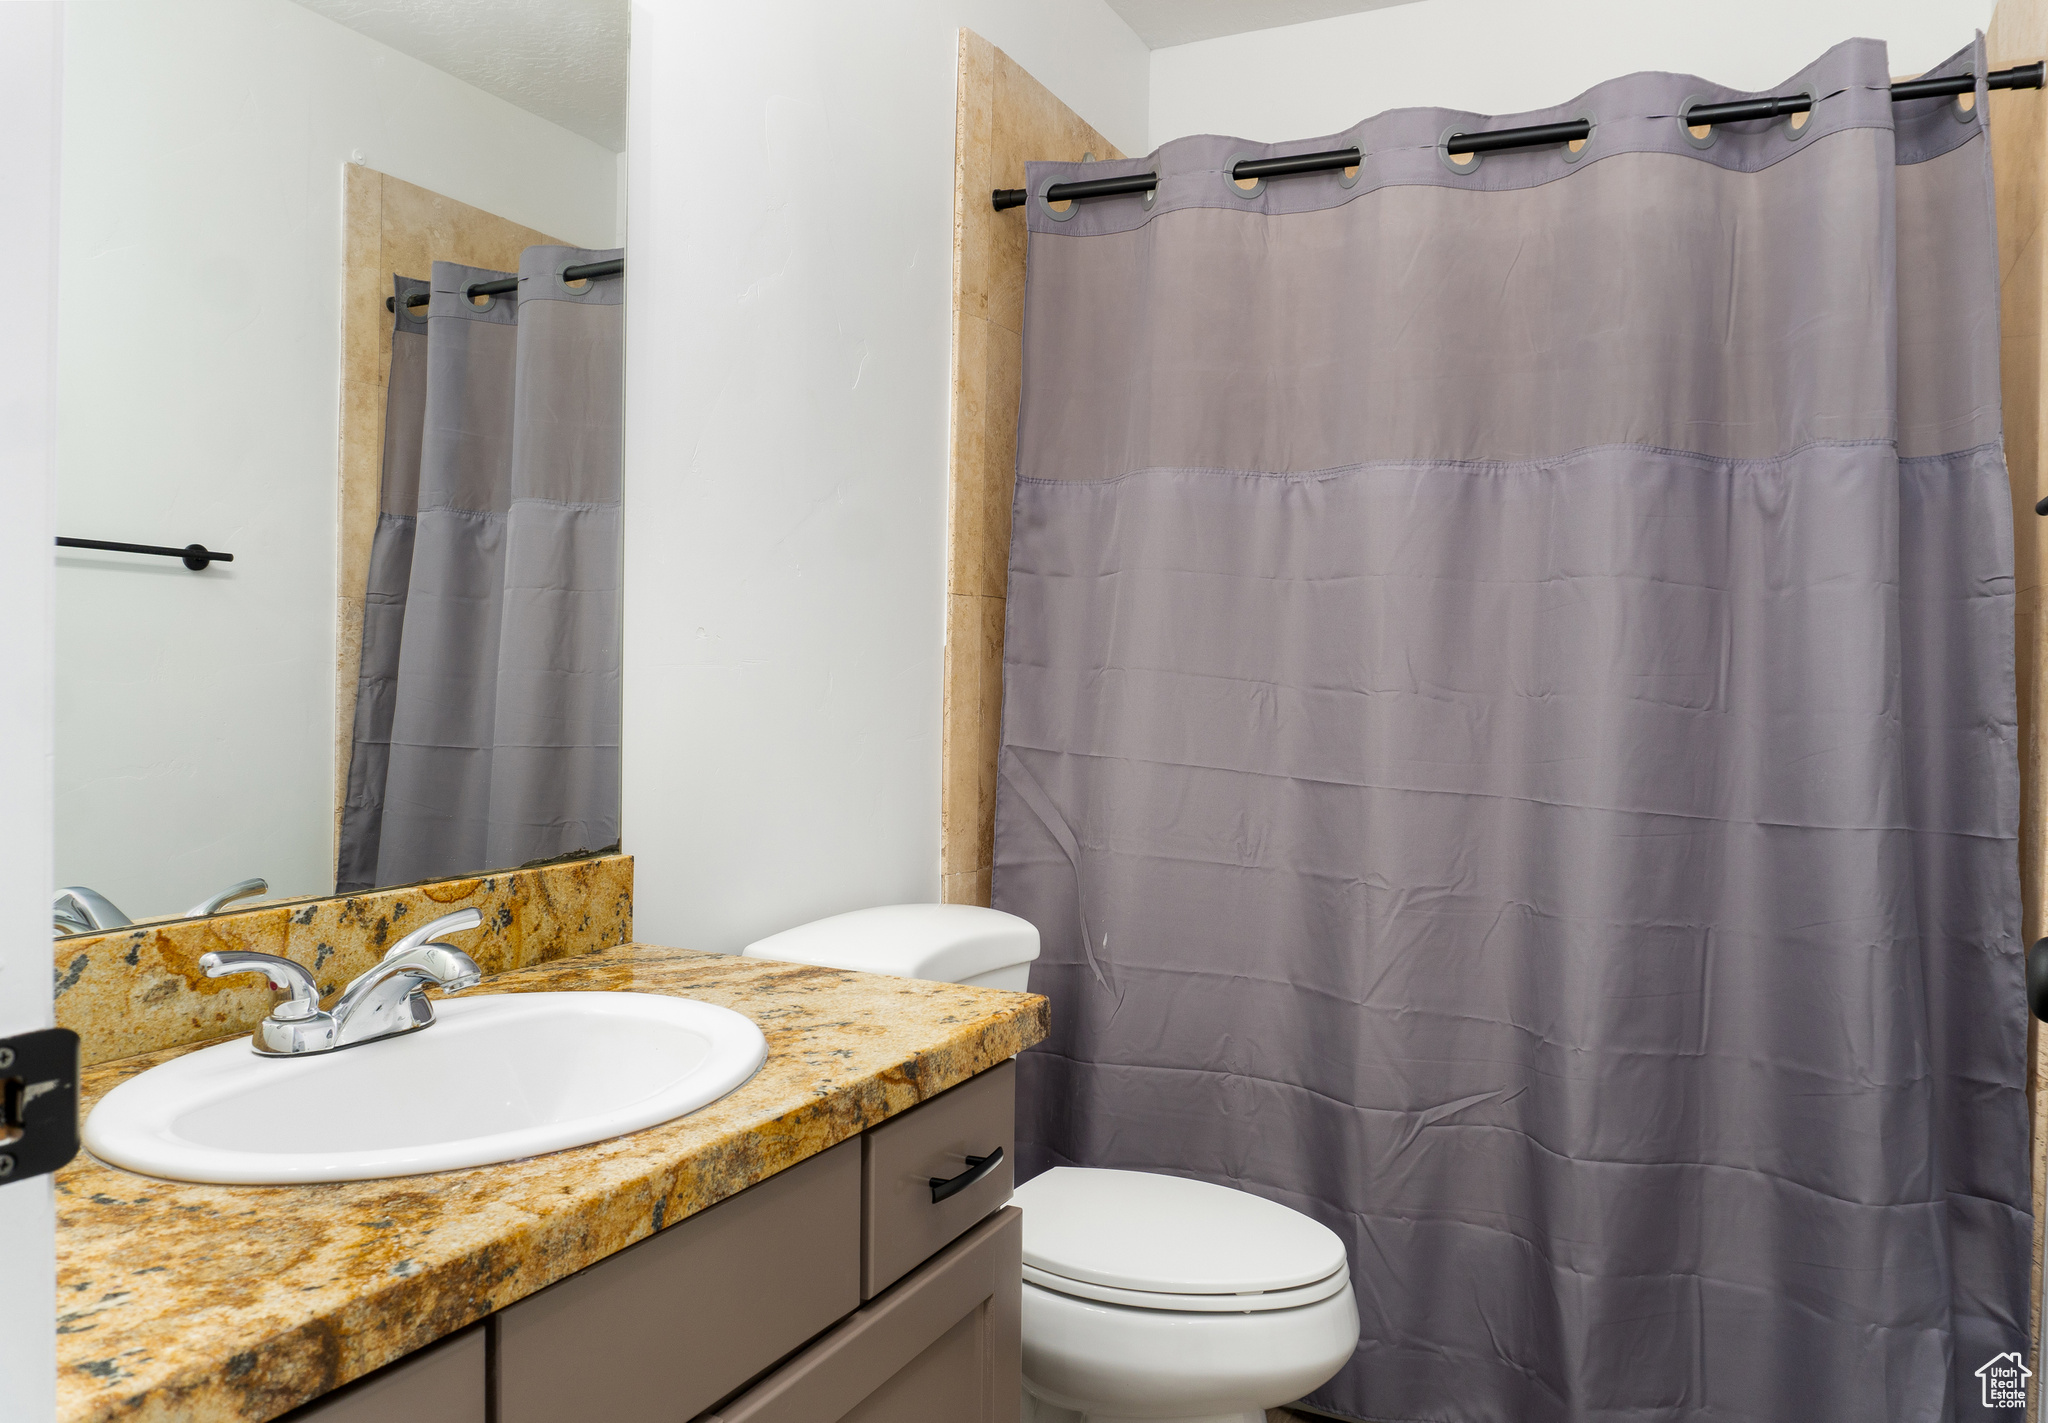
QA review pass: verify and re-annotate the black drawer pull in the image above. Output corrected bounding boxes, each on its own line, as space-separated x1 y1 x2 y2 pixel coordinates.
929 1147 1003 1204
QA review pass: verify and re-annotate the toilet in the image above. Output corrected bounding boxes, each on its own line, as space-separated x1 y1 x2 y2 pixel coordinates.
744 905 1361 1423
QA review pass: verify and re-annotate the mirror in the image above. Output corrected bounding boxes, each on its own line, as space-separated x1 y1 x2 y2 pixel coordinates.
53 0 628 937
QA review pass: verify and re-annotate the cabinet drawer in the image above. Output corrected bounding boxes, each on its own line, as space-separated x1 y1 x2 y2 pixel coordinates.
283 1324 484 1423
496 1136 861 1423
862 1059 1015 1298
700 1206 1022 1423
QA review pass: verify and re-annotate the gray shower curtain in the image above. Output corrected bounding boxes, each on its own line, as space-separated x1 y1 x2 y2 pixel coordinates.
338 246 623 893
996 38 2027 1423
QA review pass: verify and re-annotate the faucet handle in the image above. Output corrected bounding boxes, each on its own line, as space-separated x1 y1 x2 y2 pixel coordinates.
383 907 484 963
198 951 324 1022
387 944 483 993
54 886 133 932
328 940 482 1049
185 877 269 918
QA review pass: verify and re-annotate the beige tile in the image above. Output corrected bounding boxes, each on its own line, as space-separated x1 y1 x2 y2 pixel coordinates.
332 591 365 846
335 168 569 838
949 314 990 596
941 34 1119 900
941 594 983 879
338 379 384 563
343 163 380 276
333 374 385 836
342 258 387 379
982 324 1022 597
383 170 560 278
953 30 998 323
973 594 1006 873
985 199 1030 337
939 868 994 909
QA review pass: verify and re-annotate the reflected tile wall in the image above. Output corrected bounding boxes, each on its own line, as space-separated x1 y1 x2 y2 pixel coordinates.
333 165 565 854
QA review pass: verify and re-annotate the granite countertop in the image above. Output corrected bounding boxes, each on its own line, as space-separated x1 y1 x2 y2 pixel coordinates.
55 944 1048 1423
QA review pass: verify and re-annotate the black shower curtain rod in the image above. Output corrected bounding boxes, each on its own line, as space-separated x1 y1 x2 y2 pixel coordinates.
383 257 624 312
992 62 2046 212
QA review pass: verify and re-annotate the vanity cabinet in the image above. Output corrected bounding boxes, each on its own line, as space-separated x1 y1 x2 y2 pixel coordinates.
285 1060 1019 1423
497 1134 864 1422
861 1058 1015 1298
287 1325 485 1423
702 1207 1020 1423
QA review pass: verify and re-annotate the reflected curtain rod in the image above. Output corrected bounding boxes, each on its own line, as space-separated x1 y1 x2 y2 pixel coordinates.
992 62 2046 212
383 257 624 312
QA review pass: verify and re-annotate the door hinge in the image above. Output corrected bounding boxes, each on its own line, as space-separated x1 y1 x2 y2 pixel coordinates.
0 1027 80 1185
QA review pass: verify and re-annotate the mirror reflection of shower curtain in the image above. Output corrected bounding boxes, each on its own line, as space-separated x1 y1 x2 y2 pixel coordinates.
337 247 623 894
996 38 2026 1423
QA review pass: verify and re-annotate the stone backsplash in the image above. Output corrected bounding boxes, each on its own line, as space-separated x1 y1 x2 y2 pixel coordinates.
54 853 632 1065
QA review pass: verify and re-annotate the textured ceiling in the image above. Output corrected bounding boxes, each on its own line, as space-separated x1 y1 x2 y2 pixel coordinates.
1106 0 1425 49
289 0 628 150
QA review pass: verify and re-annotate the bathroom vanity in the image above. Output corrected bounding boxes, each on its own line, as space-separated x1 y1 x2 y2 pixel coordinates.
53 947 1043 1423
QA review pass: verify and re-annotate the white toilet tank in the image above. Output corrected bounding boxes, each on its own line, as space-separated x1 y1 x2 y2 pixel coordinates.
740 904 1040 990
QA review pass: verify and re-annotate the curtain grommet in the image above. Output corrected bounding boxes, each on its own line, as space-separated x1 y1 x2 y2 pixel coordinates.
1224 150 1264 199
1336 145 1364 188
1038 173 1079 222
1438 126 1481 175
1782 86 1817 140
1955 86 1982 124
1678 95 1718 149
1143 172 1159 210
1561 111 1596 164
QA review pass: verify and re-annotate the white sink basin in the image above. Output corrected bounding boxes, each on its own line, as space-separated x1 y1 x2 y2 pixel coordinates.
84 992 768 1184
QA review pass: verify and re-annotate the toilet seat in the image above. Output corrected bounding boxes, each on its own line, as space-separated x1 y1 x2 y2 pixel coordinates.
1022 1259 1351 1312
1012 1167 1350 1306
1021 1269 1361 1423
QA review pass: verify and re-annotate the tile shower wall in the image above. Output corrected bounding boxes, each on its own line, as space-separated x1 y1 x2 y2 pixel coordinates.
335 166 567 847
942 33 1125 908
53 854 633 1066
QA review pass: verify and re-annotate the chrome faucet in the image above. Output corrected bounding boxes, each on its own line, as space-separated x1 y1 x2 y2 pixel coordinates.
199 908 485 1056
54 875 268 936
185 877 269 917
53 886 133 935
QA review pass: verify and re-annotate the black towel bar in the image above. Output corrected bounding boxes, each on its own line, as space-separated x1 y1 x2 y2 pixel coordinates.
56 537 232 571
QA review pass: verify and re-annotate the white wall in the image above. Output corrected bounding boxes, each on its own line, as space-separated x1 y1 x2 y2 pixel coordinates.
57 0 619 921
622 0 1147 953
1150 0 2000 144
0 5 62 1414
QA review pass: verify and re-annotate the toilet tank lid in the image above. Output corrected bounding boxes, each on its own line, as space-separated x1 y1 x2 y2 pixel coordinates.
1011 1168 1349 1296
740 904 1039 985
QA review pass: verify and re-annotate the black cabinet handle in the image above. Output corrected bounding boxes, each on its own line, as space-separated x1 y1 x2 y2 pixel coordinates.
929 1147 1003 1204
2028 939 2048 1023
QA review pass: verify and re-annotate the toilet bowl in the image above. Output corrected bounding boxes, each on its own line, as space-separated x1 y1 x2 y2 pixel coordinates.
742 906 1361 1423
1014 1167 1358 1423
